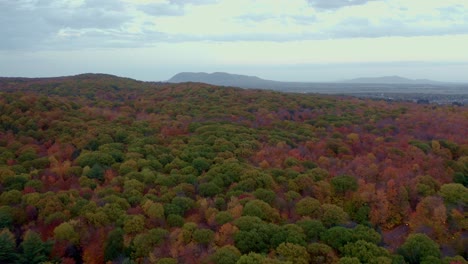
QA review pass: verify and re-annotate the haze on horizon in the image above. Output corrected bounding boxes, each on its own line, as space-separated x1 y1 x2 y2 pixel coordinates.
1 0 468 83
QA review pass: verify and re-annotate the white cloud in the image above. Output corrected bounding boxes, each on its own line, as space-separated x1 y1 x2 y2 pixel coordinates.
1 0 468 50
1 0 468 82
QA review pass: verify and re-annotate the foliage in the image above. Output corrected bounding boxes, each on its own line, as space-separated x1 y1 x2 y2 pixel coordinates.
0 229 17 263
341 240 390 263
398 233 441 264
17 230 52 264
0 75 466 262
211 245 241 264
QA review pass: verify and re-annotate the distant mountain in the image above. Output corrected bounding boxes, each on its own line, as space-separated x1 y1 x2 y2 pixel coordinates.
168 72 277 88
167 72 468 96
169 72 449 88
343 76 446 84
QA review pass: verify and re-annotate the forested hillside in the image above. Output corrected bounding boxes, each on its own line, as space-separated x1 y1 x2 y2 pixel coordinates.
0 74 467 264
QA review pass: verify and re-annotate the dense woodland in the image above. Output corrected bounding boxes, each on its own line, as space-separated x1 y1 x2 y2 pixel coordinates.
0 74 466 264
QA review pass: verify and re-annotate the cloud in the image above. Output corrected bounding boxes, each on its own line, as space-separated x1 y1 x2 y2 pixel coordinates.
138 2 185 16
1 0 468 51
307 0 375 9
0 0 134 49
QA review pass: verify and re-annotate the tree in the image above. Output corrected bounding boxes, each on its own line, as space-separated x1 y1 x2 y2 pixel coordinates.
87 163 105 180
352 225 381 245
276 242 310 264
321 226 354 251
271 224 306 248
320 204 348 227
439 183 468 206
123 215 145 234
253 188 276 204
193 228 214 246
157 258 177 264
234 229 269 254
398 233 440 264
104 228 124 262
142 200 165 220
410 196 447 239
167 214 184 227
242 199 279 222
211 245 241 264
198 182 222 197
0 207 13 229
215 211 233 225
54 222 80 244
297 219 326 242
341 240 390 263
453 171 468 187
331 175 358 195
307 243 339 264
171 196 195 215
234 222 277 254
236 252 267 264
295 197 321 218
192 157 211 174
0 229 17 263
17 230 52 264
338 257 361 264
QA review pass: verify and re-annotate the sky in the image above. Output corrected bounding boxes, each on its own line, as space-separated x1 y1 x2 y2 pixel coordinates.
1 0 468 82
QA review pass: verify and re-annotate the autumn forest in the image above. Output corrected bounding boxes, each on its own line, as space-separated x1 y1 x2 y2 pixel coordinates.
0 74 466 264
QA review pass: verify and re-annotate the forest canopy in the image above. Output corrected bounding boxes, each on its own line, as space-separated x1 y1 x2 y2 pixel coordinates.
0 74 467 263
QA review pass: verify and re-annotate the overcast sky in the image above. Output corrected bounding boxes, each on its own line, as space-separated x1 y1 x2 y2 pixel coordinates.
1 0 468 82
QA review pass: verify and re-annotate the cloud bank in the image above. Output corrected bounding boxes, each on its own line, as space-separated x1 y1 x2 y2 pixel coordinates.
1 0 468 50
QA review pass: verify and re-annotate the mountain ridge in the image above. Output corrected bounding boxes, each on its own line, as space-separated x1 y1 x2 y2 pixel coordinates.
168 72 451 85
342 75 447 84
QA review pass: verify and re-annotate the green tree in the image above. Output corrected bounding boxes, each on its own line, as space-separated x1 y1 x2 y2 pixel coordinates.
242 199 279 222
215 211 233 225
87 163 105 180
0 207 13 229
352 225 381 245
123 215 145 234
341 240 390 263
236 252 267 264
307 242 338 264
321 204 348 227
104 228 124 262
233 216 263 231
271 224 306 248
171 196 195 215
276 242 310 264
420 256 442 264
142 200 165 220
192 157 211 174
253 188 276 204
198 182 222 197
17 230 52 264
398 233 440 264
211 245 241 264
0 229 17 263
321 226 354 251
453 171 468 187
295 197 321 218
297 219 326 242
234 223 276 254
53 222 80 244
331 175 358 195
193 228 214 245
439 183 468 205
338 257 361 264
167 214 184 227
76 151 115 167
157 257 177 264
